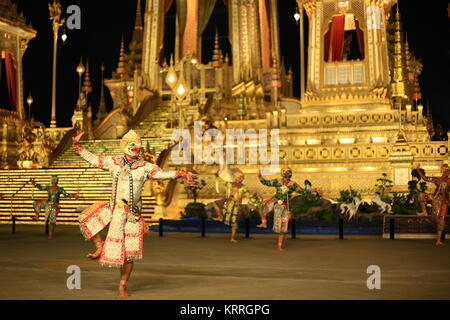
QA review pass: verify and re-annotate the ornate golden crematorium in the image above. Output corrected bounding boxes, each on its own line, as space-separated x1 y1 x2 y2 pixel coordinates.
0 0 447 224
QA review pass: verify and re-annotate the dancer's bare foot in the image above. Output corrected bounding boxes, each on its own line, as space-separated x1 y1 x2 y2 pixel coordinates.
277 241 285 251
416 211 428 216
87 241 103 259
213 217 222 222
256 222 267 228
86 247 102 259
118 282 130 298
32 215 39 221
230 239 238 243
436 241 445 246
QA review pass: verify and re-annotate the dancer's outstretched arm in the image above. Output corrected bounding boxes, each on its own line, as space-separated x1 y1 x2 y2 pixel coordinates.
31 179 49 191
258 169 277 186
72 131 112 170
415 164 434 183
147 163 196 185
60 187 79 199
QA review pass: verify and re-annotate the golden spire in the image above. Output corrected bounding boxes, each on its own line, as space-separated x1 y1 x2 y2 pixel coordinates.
224 53 230 65
82 60 93 96
212 29 222 68
116 37 127 77
96 63 107 121
390 4 406 108
134 0 143 30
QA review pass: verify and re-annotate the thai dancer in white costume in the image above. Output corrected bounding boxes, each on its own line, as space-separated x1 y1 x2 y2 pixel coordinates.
72 130 195 297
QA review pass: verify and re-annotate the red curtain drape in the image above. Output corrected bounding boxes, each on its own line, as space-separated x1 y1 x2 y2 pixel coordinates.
165 0 174 14
4 52 17 109
330 15 345 62
355 19 365 60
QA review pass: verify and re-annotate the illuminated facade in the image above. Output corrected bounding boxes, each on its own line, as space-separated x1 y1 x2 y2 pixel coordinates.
1 0 447 223
99 0 448 218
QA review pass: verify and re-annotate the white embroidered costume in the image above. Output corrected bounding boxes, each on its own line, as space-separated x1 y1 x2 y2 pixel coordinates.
77 148 177 267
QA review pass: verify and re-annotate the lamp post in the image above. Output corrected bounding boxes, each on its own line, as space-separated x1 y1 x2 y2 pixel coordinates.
295 1 305 102
61 26 67 43
165 65 178 128
173 68 189 129
49 0 65 128
76 58 85 98
26 93 33 121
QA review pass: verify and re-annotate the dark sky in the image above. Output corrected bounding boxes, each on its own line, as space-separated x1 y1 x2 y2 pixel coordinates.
7 0 450 130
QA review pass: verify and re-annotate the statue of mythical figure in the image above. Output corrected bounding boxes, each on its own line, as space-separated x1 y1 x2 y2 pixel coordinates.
76 92 87 111
151 180 166 206
17 125 37 161
36 129 55 166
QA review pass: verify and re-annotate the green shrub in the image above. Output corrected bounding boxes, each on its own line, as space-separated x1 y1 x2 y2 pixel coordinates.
291 189 322 216
336 186 361 204
181 202 207 218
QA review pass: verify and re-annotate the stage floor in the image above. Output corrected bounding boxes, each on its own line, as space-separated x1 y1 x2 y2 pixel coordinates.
0 225 449 300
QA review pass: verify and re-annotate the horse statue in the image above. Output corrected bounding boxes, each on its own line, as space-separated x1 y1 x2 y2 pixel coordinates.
340 196 363 220
370 193 392 214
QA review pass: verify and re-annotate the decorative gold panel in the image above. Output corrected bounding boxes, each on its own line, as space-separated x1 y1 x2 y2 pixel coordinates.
293 149 303 160
306 148 317 160
319 148 330 159
311 116 320 125
347 115 356 123
372 114 381 122
364 147 375 158
333 147 345 159
422 145 433 156
437 145 448 156
378 146 389 158
299 117 307 125
350 147 361 158
324 115 333 124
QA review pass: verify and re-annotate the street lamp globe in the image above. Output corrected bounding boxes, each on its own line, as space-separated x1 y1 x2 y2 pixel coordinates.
77 61 85 75
26 92 33 121
26 94 33 106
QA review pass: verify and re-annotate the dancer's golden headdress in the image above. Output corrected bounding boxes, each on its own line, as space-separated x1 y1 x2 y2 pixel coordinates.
120 129 142 148
281 157 292 177
231 168 244 181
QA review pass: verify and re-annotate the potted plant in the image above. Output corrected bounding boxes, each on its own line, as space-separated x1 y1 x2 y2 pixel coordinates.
180 171 207 218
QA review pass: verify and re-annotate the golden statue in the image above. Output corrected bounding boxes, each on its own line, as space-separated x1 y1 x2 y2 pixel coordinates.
151 180 166 206
17 125 37 162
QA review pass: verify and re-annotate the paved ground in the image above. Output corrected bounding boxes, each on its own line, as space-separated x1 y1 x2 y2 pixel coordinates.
0 225 449 300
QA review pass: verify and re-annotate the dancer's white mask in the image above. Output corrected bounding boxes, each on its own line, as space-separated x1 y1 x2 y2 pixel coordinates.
123 141 142 158
120 130 142 158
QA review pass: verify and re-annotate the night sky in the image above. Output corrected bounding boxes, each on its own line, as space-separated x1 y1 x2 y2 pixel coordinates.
6 0 450 130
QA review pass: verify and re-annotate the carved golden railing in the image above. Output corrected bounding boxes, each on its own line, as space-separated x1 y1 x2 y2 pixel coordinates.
128 95 159 129
49 127 78 163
